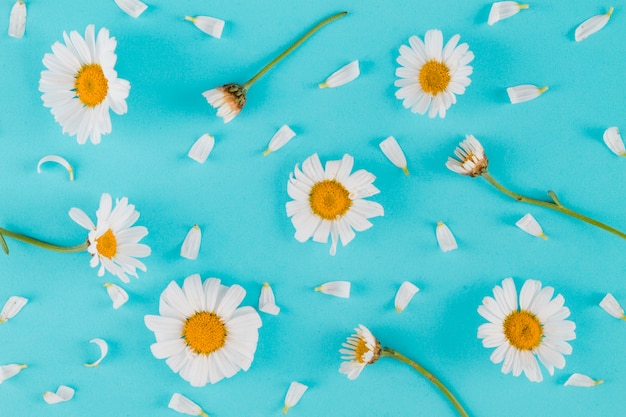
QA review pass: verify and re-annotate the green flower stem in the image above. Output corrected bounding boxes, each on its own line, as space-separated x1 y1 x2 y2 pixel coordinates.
241 11 348 90
382 347 469 417
481 171 626 240
0 227 88 254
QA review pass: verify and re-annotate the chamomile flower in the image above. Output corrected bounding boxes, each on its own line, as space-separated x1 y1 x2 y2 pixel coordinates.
339 324 381 380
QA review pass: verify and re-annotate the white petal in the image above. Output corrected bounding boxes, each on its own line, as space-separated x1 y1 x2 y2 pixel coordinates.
37 155 74 181
0 364 27 383
599 293 625 319
379 136 409 175
575 7 613 42
507 85 548 104
263 125 296 155
180 225 202 260
436 221 458 252
8 1 26 38
43 385 75 404
564 373 604 387
85 338 109 367
186 16 225 39
104 282 129 309
258 282 280 315
168 393 208 416
0 296 28 323
187 134 215 163
488 2 529 25
319 60 360 88
283 381 308 413
315 281 351 298
515 213 547 239
394 281 420 312
114 0 148 18
603 127 626 156
69 208 95 230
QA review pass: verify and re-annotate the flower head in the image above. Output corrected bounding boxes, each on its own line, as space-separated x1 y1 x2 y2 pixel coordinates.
477 278 576 382
39 25 130 144
339 324 382 380
446 135 489 177
202 83 247 123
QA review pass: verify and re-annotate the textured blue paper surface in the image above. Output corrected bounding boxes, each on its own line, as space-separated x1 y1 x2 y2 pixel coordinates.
1 1 625 416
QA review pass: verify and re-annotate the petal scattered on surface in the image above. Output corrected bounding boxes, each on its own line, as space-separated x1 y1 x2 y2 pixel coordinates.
564 373 604 387
436 221 458 252
263 125 296 156
283 381 308 414
488 2 529 25
114 0 148 18
0 364 27 383
515 213 547 239
394 281 420 312
315 281 351 298
180 225 202 260
37 155 74 181
599 293 626 319
575 7 613 42
85 338 109 367
0 296 28 323
43 385 75 404
603 127 626 156
168 393 209 416
185 15 225 39
8 1 26 38
319 60 360 88
259 282 280 315
379 136 409 175
507 84 548 104
104 283 129 309
188 134 215 163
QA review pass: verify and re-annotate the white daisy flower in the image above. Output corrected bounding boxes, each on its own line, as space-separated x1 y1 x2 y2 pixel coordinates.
188 134 215 163
202 83 247 123
395 29 474 118
575 7 613 42
477 277 576 383
8 1 26 38
144 274 262 386
602 127 626 157
446 134 489 177
564 373 604 387
0 296 28 323
104 283 129 309
394 281 420 312
39 25 130 145
283 381 308 414
339 324 381 380
113 0 148 18
37 155 74 181
515 213 547 239
599 293 626 320
315 281 351 298
185 16 225 39
43 385 75 404
286 153 384 255
0 364 27 383
263 124 296 156
319 60 360 88
379 136 409 175
168 393 209 417
85 338 109 367
507 84 548 104
488 2 529 26
69 193 151 283
180 225 202 260
436 221 458 252
258 282 280 315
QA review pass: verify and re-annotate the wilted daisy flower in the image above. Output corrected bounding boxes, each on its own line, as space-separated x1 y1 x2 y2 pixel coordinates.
0 364 27 383
84 338 108 367
114 0 148 18
436 221 458 252
43 385 75 404
319 60 360 88
379 136 409 175
575 7 613 42
0 296 28 324
394 281 420 312
286 153 384 255
104 283 129 309
8 1 26 38
69 193 151 283
564 373 604 387
283 381 308 414
477 277 576 382
315 281 351 298
39 25 130 145
395 29 474 118
488 2 529 26
507 84 548 104
515 213 547 239
185 16 225 39
168 393 209 417
144 274 262 386
603 127 626 157
445 134 488 177
599 293 626 320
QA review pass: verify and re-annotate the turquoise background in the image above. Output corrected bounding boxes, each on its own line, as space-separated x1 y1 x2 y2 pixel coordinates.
1 0 625 416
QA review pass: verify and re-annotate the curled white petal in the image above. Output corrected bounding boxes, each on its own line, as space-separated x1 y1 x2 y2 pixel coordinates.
188 134 215 163
315 281 351 298
8 1 26 38
515 213 547 239
37 155 74 181
394 281 420 312
0 364 27 383
0 296 28 323
507 85 548 104
263 125 296 156
379 136 409 175
185 16 225 39
575 7 613 42
436 222 458 252
603 127 626 156
564 373 604 387
259 282 280 315
104 283 129 309
283 381 308 414
43 385 75 404
168 393 208 416
488 2 529 25
599 293 626 319
319 60 360 88
85 338 109 367
114 0 148 18
180 225 202 260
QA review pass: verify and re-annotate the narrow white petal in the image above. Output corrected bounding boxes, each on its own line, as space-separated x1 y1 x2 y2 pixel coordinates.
263 125 296 155
0 364 27 383
43 385 75 404
114 0 148 18
599 293 626 319
37 155 74 181
85 338 109 367
186 16 225 39
104 283 129 309
187 134 215 163
564 373 604 387
68 207 95 230
394 281 420 312
379 136 409 175
180 225 202 260
283 381 308 413
507 85 548 104
515 213 547 239
603 127 626 156
0 296 28 323
319 60 360 88
168 393 208 416
8 1 26 38
575 7 613 42
436 221 458 252
315 281 351 298
259 282 280 315
488 2 529 25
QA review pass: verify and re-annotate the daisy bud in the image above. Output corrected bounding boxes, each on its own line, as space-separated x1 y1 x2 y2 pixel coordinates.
488 2 529 25
37 155 74 181
564 373 604 387
515 213 547 239
319 60 360 88
0 296 28 323
104 283 129 309
263 125 296 156
113 0 148 18
168 393 209 417
379 136 409 175
599 293 626 320
0 364 27 383
259 282 280 315
315 281 351 298
507 84 548 104
188 134 215 163
180 225 202 260
8 1 26 38
85 338 109 367
43 385 75 404
602 127 626 157
436 221 458 252
283 381 308 414
185 15 225 39
394 281 420 312
575 7 613 42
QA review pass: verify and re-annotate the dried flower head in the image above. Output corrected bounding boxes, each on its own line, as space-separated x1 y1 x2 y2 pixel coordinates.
202 83 247 123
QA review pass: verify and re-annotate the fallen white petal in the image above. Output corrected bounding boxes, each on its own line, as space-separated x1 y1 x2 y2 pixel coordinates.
259 282 280 315
394 281 420 312
515 213 547 239
575 7 613 42
37 155 74 181
488 2 529 25
315 281 351 298
283 381 308 414
319 60 360 88
263 125 296 156
104 283 129 309
436 222 458 252
85 338 109 367
564 373 604 387
599 293 626 319
43 385 75 404
185 15 225 39
168 393 208 416
0 296 28 323
507 84 548 104
379 136 409 175
8 1 26 38
114 0 148 18
188 134 215 163
180 225 202 260
603 127 626 156
0 364 27 383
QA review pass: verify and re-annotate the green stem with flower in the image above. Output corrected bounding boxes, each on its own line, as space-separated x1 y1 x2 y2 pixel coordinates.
0 227 88 255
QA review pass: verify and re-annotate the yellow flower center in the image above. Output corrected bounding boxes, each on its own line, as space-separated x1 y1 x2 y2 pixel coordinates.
418 60 451 96
503 310 543 351
354 338 370 364
74 64 109 107
182 311 227 355
96 229 117 259
309 180 352 220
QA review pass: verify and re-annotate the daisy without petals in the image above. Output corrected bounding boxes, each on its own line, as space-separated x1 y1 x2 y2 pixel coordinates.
477 277 576 383
286 153 384 255
39 24 130 145
144 274 262 386
395 29 474 118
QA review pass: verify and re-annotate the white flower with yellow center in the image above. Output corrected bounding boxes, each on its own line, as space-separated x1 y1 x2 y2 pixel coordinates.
395 29 474 118
69 193 150 283
144 274 262 387
477 277 576 383
286 153 384 255
39 24 130 145
339 324 382 380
